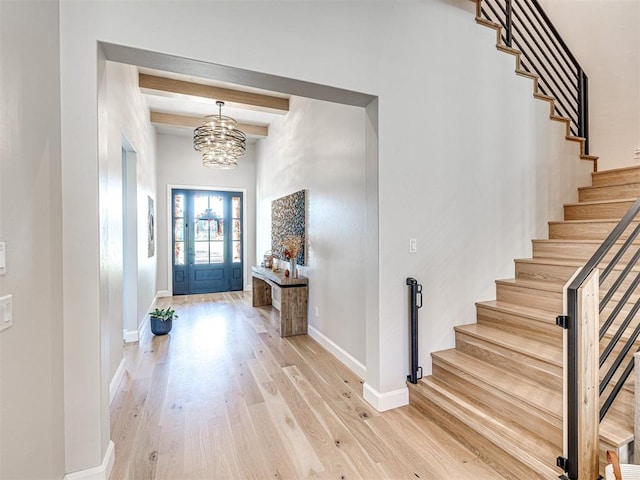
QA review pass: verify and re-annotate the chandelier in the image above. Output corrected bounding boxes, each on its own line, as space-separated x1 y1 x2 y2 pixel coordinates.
193 101 247 169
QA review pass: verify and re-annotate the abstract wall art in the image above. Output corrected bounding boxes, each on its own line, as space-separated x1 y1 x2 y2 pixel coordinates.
272 189 306 265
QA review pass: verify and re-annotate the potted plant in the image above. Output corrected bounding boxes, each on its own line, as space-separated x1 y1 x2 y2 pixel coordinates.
149 307 178 336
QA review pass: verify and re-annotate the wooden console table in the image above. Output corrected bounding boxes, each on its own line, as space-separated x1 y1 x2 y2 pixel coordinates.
251 266 308 337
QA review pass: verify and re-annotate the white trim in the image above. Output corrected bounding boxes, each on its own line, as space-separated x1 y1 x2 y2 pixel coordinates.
308 325 366 379
138 313 149 340
123 329 139 343
109 358 127 404
166 184 249 297
64 441 115 480
156 289 170 298
362 383 408 412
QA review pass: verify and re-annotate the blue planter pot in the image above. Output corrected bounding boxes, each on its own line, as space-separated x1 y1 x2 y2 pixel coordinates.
150 316 173 335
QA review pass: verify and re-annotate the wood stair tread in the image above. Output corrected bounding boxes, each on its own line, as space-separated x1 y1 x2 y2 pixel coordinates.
533 238 635 247
534 238 616 244
579 182 640 192
594 165 640 176
516 256 640 275
495 277 564 292
411 377 561 478
549 219 634 225
455 323 561 365
600 414 634 447
432 349 562 419
476 300 557 324
563 197 638 208
516 257 583 267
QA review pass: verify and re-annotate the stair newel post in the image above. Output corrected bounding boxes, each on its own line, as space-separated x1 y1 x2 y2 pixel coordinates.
559 270 599 480
406 277 423 384
505 0 513 47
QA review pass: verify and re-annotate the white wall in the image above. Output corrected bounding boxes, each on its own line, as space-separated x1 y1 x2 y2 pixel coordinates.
256 97 366 372
0 1 65 478
539 0 640 170
155 134 257 295
58 0 594 471
100 61 157 384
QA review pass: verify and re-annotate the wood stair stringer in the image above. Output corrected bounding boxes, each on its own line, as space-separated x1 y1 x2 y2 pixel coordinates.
467 0 598 171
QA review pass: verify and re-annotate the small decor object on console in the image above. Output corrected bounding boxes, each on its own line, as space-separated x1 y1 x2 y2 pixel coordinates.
283 235 303 279
149 307 178 336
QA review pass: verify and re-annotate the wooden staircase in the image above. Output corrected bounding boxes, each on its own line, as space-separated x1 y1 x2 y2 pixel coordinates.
409 165 640 479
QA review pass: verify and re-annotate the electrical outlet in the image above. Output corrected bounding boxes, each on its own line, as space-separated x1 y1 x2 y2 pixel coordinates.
409 238 417 254
315 306 319 317
0 294 12 333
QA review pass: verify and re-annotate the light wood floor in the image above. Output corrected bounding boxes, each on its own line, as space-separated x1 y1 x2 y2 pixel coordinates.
109 292 505 479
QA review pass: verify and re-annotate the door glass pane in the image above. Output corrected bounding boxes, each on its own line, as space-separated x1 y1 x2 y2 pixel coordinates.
232 219 241 241
233 196 241 218
194 194 209 218
210 195 224 218
175 242 185 265
232 196 241 264
174 193 185 218
233 241 241 263
194 242 209 264
210 241 224 264
174 218 184 242
195 219 209 241
211 219 223 240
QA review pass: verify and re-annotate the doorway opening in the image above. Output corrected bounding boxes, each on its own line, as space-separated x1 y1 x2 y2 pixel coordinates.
122 138 139 342
172 188 244 295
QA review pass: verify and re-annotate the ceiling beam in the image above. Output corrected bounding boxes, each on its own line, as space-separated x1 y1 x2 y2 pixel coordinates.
140 73 289 114
150 111 268 138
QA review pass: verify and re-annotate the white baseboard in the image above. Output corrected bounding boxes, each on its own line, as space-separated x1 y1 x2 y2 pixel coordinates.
109 358 126 405
156 290 170 298
64 440 115 480
123 329 139 343
363 383 409 412
307 325 366 379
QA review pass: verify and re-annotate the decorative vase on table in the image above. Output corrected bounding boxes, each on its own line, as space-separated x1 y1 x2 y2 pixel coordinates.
290 258 297 279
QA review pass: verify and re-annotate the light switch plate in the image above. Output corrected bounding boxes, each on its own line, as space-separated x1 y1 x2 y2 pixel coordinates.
409 238 417 254
0 242 6 275
0 294 12 332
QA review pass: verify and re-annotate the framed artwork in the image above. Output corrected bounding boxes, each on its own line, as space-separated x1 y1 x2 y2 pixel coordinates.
271 190 306 265
147 196 155 258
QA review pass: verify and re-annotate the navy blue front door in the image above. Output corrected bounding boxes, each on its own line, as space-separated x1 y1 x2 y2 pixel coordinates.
172 189 243 295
